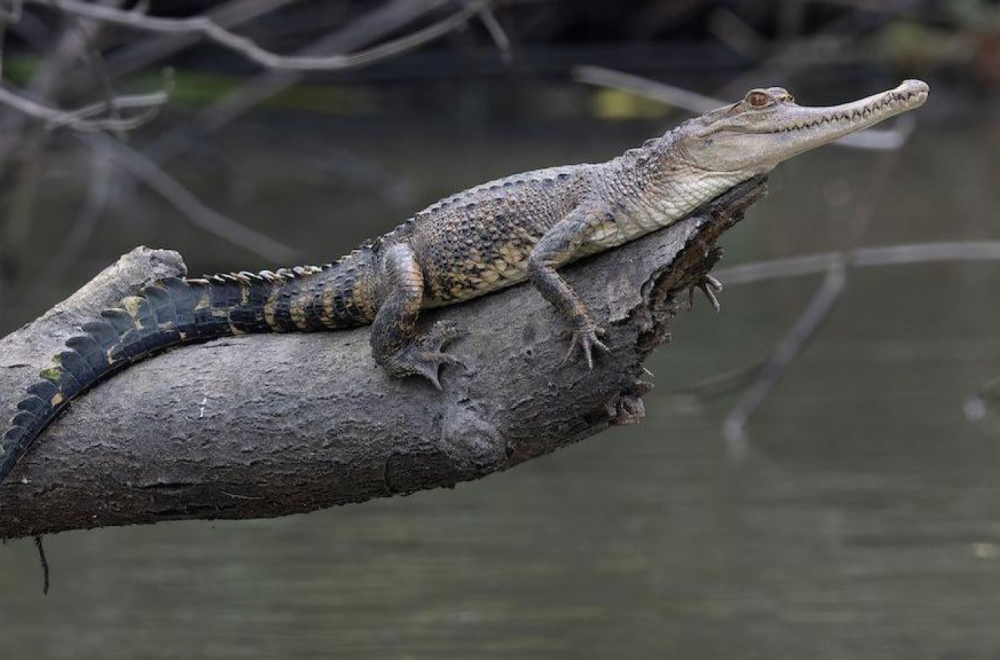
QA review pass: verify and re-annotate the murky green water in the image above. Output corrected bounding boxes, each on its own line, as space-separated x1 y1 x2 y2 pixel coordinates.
2 82 1000 659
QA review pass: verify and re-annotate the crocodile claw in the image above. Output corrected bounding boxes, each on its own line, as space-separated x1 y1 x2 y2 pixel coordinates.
563 323 609 369
384 321 466 389
411 350 462 390
688 274 723 312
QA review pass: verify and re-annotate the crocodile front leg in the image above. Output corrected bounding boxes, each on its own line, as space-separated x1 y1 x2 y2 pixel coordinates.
370 243 461 389
528 204 613 368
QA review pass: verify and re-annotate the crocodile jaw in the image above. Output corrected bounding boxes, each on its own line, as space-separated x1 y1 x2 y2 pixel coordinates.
679 79 930 175
749 79 929 161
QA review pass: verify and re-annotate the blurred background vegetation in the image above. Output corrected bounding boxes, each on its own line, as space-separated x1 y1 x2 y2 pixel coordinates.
2 1 1000 658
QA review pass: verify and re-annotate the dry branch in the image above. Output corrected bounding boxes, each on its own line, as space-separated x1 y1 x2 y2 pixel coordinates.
673 238 1000 405
76 133 301 264
26 0 491 72
719 149 897 453
0 178 767 541
714 241 1000 284
146 0 480 167
0 84 167 131
722 262 846 456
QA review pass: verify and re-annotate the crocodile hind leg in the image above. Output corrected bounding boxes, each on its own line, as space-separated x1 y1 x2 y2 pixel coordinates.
370 243 462 389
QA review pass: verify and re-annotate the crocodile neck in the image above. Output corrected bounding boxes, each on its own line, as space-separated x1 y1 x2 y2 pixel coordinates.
590 138 749 249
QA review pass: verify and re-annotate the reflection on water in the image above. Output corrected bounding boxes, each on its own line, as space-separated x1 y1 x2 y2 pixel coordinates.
2 87 1000 659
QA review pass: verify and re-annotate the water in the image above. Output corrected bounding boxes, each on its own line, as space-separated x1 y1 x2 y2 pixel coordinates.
2 84 1000 659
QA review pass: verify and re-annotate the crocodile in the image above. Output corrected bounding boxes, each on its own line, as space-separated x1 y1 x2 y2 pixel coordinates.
0 79 929 486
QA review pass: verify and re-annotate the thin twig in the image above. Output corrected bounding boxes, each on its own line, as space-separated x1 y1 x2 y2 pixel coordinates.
25 0 491 72
0 2 126 174
76 16 127 139
723 262 847 457
714 241 1000 285
0 83 168 131
676 238 1000 402
721 150 898 453
78 133 300 264
99 0 299 82
144 0 459 166
574 64 721 113
681 239 1000 412
572 65 914 151
0 0 122 289
33 535 50 595
670 359 766 402
478 4 512 63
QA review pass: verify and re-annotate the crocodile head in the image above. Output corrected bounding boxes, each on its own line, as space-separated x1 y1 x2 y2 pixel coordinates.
673 79 929 174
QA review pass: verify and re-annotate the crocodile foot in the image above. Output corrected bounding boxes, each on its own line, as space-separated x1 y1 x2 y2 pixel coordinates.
384 321 465 389
688 274 722 312
563 319 610 369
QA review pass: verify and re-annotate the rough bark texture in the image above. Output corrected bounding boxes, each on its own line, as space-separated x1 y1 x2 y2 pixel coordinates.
0 177 767 540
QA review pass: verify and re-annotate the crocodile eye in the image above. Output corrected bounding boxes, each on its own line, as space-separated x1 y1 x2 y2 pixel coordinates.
745 91 773 108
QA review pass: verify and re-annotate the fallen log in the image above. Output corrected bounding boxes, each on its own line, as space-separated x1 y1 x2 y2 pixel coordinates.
0 176 767 540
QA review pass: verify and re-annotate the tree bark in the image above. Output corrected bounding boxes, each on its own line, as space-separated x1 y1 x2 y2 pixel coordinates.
0 177 767 540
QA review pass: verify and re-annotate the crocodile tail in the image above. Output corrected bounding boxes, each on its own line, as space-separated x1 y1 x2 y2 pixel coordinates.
0 260 372 486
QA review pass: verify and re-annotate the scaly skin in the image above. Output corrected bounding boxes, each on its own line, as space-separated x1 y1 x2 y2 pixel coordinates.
0 80 929 486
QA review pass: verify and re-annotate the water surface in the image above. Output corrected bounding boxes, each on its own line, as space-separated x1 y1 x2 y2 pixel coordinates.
1 86 999 659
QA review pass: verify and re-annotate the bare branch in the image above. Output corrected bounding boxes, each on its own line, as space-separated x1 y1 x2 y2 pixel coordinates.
722 262 847 457
0 82 167 131
665 239 1000 436
574 64 721 113
720 148 899 451
572 65 914 151
0 1 128 174
75 16 129 139
24 0 491 72
77 133 301 264
100 0 300 81
674 238 1000 402
143 0 456 177
478 4 512 63
714 241 1000 285
669 359 765 404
